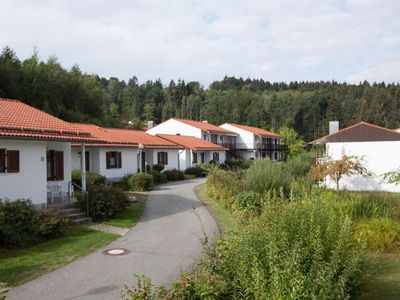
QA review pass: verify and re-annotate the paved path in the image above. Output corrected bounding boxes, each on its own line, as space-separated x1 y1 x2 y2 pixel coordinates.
8 178 217 300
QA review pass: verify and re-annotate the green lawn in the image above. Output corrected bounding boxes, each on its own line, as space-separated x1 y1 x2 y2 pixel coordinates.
356 253 400 300
194 184 235 232
0 225 118 286
103 201 145 228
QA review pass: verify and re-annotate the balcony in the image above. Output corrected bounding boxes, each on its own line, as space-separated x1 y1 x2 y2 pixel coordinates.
256 143 288 152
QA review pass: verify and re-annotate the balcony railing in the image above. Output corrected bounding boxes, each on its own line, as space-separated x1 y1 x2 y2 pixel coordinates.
214 142 288 152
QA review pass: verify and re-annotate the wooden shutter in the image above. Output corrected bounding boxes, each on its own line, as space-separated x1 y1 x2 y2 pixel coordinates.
106 152 111 169
55 151 64 180
117 152 122 168
0 149 5 173
157 152 162 164
7 150 20 173
164 152 168 165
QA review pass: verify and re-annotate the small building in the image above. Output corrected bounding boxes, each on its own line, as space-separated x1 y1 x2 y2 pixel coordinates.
310 121 400 192
146 118 238 150
0 99 99 207
71 124 182 180
157 134 227 170
219 123 285 161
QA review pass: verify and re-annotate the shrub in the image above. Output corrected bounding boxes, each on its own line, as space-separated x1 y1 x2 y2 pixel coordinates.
355 218 400 252
152 164 165 172
224 159 252 170
71 170 106 186
283 153 312 178
148 170 168 184
234 191 263 214
0 199 66 247
208 159 218 165
245 158 293 195
82 183 129 220
166 199 364 299
184 166 205 177
163 169 185 181
128 173 154 191
206 166 243 208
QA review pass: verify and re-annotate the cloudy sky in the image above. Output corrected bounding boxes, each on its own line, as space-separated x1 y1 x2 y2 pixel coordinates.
1 0 399 85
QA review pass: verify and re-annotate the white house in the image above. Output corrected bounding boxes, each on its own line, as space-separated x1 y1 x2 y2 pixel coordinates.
311 121 400 192
71 124 182 180
0 99 100 207
220 123 285 161
156 134 227 170
146 118 238 150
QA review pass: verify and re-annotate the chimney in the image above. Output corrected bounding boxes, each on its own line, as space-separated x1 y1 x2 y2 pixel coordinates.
329 121 339 134
202 120 208 123
147 120 154 129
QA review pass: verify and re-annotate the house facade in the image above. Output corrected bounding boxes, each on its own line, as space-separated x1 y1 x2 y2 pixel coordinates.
71 124 182 180
146 118 237 150
0 99 100 207
156 134 227 170
311 121 400 192
220 123 285 161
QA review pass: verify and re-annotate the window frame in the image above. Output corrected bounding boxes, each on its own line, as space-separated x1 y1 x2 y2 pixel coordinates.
157 151 168 165
106 151 122 169
212 152 220 162
192 152 198 163
0 148 20 174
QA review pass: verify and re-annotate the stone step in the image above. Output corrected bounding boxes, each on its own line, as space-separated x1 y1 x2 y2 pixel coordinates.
48 203 76 210
66 212 88 220
72 217 92 224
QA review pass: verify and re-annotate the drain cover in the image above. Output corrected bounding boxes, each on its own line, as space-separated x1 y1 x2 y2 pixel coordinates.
103 248 130 256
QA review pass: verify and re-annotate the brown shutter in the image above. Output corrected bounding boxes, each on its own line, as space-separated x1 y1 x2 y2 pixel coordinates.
106 152 111 169
0 149 5 173
164 152 168 165
157 152 161 164
117 152 122 168
7 150 20 173
55 151 64 180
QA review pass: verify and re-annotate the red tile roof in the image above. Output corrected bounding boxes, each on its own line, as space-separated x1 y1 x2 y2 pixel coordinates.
223 123 280 138
0 99 102 142
157 134 227 151
173 118 236 135
73 124 181 148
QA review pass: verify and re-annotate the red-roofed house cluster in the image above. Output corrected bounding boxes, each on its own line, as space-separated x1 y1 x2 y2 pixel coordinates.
0 98 286 207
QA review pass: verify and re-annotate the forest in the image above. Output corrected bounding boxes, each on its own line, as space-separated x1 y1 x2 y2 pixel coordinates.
1 46 400 141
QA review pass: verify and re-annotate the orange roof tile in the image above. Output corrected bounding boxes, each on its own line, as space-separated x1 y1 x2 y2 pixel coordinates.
224 123 280 138
157 134 227 151
0 98 102 142
73 124 182 148
173 118 236 135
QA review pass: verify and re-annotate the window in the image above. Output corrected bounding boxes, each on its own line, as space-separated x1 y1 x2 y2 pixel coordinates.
192 152 198 163
106 151 122 169
157 152 168 165
47 150 63 181
200 152 205 163
213 152 219 161
210 134 218 144
0 149 20 173
203 134 207 140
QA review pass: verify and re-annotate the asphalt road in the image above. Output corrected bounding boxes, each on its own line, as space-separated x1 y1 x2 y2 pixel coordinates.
7 178 217 300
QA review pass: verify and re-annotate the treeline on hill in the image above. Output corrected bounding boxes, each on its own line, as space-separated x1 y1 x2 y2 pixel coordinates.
1 46 400 141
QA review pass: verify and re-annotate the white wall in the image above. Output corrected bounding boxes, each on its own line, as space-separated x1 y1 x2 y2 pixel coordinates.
324 141 400 192
0 139 47 206
150 148 180 170
96 147 139 181
146 118 202 138
220 123 254 148
46 141 72 197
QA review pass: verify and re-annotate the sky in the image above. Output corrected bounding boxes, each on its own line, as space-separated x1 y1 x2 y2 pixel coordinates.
1 0 400 86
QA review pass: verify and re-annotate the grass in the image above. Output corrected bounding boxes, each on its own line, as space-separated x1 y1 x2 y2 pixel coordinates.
103 201 145 228
356 253 400 299
194 184 235 232
0 225 118 286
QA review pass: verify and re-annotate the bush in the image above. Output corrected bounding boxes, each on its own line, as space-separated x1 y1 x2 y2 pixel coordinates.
128 173 154 191
152 164 165 172
82 183 129 220
184 166 205 177
71 170 106 186
163 169 185 181
163 199 364 299
224 159 252 170
149 170 168 184
245 158 293 195
283 153 312 178
0 199 66 247
234 191 263 214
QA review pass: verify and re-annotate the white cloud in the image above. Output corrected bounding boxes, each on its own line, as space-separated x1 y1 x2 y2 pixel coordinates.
0 0 399 85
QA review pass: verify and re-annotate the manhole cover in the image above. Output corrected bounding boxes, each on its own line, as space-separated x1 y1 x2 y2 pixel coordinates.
103 248 130 256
